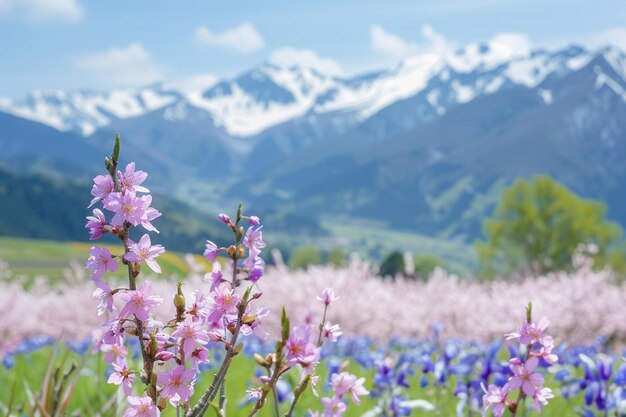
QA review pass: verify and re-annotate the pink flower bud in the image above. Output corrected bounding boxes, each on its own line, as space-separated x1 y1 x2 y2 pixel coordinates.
249 216 261 225
218 213 231 224
317 287 338 305
155 351 175 363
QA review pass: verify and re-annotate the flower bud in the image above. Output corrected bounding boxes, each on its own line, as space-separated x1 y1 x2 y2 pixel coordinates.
242 313 257 325
155 351 175 363
124 326 138 336
249 216 261 225
218 213 231 224
252 291 263 300
227 322 237 334
254 353 269 367
174 294 185 310
227 245 237 258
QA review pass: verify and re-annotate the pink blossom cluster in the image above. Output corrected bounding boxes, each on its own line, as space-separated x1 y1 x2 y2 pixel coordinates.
483 308 557 417
310 372 369 417
246 289 352 417
1 258 626 358
73 136 364 417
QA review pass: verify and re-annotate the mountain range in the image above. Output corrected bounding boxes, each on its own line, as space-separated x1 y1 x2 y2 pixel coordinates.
2 39 626 262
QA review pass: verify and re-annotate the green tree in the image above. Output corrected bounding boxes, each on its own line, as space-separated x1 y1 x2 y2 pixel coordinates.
413 253 443 279
476 176 622 277
288 245 321 269
379 251 405 278
326 248 346 267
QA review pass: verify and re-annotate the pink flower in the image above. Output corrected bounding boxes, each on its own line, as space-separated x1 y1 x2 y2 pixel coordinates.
171 317 210 355
317 288 339 305
108 362 135 395
240 306 270 340
218 213 231 224
204 262 223 291
89 174 115 207
506 317 550 346
86 246 117 280
320 396 346 417
85 209 108 240
118 162 148 194
243 226 266 257
93 279 115 316
139 195 161 233
245 255 265 282
187 290 211 320
157 365 195 404
123 395 160 417
330 372 369 405
207 282 241 322
532 335 559 365
482 383 509 417
204 240 219 262
104 192 146 227
507 357 544 397
124 234 165 273
248 216 261 225
532 387 554 412
321 322 342 343
118 281 163 321
285 324 319 367
101 342 127 365
190 347 210 371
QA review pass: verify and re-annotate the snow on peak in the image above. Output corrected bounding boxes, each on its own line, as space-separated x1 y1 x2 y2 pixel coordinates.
1 42 623 139
0 86 178 135
445 33 532 73
267 47 345 77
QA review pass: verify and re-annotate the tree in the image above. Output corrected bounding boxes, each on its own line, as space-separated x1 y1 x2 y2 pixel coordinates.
288 245 321 269
476 176 622 277
413 253 443 279
326 248 346 267
379 251 405 278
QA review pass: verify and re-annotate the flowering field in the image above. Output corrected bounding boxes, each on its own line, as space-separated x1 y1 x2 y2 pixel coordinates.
1 137 625 417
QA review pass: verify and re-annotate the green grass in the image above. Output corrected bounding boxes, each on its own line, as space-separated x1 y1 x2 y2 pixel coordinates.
0 344 584 417
0 236 210 284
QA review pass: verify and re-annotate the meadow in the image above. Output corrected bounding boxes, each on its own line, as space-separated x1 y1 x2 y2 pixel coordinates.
1 239 625 416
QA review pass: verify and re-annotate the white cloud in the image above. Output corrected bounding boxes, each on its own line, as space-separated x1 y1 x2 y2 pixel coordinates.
194 22 265 54
76 43 163 87
488 32 532 56
0 0 83 22
370 24 419 59
268 47 344 75
589 27 626 51
370 24 454 60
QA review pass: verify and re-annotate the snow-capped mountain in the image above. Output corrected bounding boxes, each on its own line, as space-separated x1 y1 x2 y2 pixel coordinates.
0 85 180 136
3 40 626 245
2 42 624 142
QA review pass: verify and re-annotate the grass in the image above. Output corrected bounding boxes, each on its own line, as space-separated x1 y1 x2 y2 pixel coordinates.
0 344 585 417
0 236 210 284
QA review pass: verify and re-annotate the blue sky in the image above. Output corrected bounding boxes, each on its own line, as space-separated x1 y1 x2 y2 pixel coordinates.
2 0 626 97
